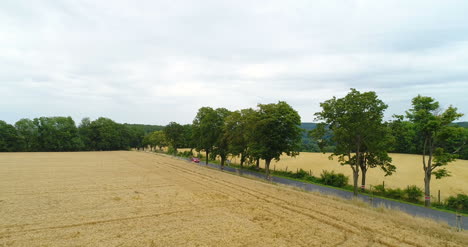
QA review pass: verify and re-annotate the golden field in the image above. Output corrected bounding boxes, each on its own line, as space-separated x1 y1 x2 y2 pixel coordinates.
212 152 467 200
0 151 467 246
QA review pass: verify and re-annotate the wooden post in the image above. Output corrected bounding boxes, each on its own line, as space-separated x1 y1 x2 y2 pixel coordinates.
456 214 462 232
274 165 276 171
382 181 385 190
285 166 288 172
296 168 298 173
438 190 441 204
310 169 312 176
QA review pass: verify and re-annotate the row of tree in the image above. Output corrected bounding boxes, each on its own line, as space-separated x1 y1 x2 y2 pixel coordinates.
0 117 151 152
145 102 302 179
149 89 465 208
311 90 465 207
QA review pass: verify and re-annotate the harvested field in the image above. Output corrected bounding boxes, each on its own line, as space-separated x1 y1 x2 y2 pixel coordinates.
219 152 468 199
0 151 467 246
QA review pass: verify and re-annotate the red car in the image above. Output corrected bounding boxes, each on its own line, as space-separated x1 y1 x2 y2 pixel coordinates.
190 157 200 163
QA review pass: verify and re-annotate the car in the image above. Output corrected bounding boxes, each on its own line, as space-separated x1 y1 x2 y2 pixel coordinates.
190 157 200 163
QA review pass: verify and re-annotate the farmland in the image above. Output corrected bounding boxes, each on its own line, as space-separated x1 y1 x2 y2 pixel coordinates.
224 152 468 199
1 151 467 246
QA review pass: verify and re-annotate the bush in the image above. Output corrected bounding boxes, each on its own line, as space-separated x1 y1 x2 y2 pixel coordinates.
372 184 386 194
447 194 468 212
292 169 309 179
319 170 349 187
167 146 176 155
404 185 423 202
386 188 404 200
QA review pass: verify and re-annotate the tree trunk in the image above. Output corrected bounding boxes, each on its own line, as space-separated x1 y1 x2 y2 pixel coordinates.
256 158 260 170
360 166 367 191
205 150 209 165
220 155 225 170
240 153 245 168
265 159 271 180
424 168 431 207
352 167 359 196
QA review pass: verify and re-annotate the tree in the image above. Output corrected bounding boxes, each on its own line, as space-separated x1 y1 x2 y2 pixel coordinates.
192 107 228 165
406 95 463 207
163 122 185 153
314 89 393 196
250 101 302 179
0 120 19 152
212 108 231 169
86 117 128 151
388 115 419 154
224 109 255 167
14 118 38 151
33 117 82 151
182 124 195 153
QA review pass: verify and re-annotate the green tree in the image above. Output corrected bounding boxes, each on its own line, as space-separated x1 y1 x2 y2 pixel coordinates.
0 120 19 152
86 117 128 151
182 124 195 153
14 118 38 151
250 101 302 179
314 89 393 196
78 118 93 151
212 108 231 169
224 109 255 167
406 95 464 207
163 122 185 153
192 107 227 165
388 115 418 154
34 117 82 151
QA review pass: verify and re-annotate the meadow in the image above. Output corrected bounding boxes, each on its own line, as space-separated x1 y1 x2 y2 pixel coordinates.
1 151 466 246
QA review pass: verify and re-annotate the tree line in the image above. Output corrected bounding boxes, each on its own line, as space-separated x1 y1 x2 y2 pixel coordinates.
0 117 162 152
1 89 466 208
147 89 465 207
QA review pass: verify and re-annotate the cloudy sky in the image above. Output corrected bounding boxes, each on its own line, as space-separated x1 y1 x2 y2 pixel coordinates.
1 0 468 125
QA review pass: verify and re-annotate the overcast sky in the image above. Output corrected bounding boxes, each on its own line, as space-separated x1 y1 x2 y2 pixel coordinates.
1 0 468 125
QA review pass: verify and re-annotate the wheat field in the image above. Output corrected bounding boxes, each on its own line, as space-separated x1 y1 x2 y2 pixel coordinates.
0 151 467 246
212 152 468 199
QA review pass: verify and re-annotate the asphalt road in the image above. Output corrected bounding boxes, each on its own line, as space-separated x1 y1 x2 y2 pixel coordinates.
177 157 466 230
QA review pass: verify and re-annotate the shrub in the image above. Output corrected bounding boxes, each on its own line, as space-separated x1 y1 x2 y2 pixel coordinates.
372 184 386 194
386 188 404 200
292 169 309 179
319 170 349 187
447 194 468 212
404 185 423 202
167 146 176 155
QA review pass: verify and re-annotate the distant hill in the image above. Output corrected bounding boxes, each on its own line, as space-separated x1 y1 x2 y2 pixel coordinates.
123 124 164 134
300 122 318 131
454 122 468 128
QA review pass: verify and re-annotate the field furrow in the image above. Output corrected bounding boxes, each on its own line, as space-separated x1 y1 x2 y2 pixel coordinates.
0 151 466 247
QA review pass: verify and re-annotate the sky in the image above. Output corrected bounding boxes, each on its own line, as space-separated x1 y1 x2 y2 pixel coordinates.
1 0 468 125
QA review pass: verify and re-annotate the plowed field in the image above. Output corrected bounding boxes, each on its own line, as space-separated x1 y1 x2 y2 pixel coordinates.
0 151 466 246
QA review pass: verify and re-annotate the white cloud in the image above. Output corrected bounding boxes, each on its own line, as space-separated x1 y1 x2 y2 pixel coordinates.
1 0 467 124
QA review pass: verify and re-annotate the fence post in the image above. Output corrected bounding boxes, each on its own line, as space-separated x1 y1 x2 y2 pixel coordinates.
456 214 462 232
382 181 385 190
274 165 276 171
285 166 288 172
438 190 441 204
310 169 312 176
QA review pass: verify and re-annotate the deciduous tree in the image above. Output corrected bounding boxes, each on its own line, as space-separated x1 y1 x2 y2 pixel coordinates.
314 89 393 196
250 101 302 179
406 95 463 207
